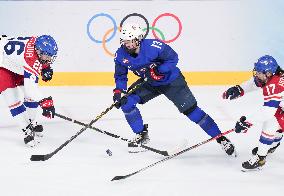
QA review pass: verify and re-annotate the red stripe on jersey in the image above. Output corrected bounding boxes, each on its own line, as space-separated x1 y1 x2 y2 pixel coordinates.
264 96 282 101
9 101 21 109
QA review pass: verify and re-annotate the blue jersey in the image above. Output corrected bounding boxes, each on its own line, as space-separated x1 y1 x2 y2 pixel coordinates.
114 39 181 91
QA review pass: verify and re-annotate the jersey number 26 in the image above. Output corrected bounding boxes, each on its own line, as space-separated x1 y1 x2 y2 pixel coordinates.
4 37 31 55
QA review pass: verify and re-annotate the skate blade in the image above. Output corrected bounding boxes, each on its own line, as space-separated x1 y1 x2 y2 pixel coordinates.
26 139 40 147
231 150 238 157
35 133 44 137
128 148 148 153
241 166 263 172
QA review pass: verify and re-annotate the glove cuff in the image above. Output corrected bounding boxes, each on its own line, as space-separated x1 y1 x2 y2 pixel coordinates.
150 67 164 80
113 89 122 94
39 97 53 107
236 85 244 96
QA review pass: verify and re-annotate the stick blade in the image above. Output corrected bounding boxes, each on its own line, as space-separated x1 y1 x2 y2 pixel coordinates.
111 175 128 181
30 155 46 161
111 171 138 181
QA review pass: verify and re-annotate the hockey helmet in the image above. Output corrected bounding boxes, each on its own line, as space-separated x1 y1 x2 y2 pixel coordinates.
253 55 279 87
35 35 58 64
254 55 278 75
120 23 144 41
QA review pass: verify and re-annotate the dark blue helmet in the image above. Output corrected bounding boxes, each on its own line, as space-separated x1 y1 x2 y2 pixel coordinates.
254 55 278 74
35 35 58 63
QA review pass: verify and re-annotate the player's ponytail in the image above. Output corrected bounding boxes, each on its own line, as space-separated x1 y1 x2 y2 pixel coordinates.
275 66 284 76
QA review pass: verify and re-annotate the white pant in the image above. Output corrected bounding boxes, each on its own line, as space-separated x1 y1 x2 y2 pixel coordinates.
257 117 282 156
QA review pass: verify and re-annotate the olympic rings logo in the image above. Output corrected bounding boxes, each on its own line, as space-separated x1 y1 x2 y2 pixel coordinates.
87 12 182 57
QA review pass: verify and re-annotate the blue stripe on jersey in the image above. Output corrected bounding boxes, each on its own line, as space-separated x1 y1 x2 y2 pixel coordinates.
259 135 274 145
274 136 283 143
24 70 39 83
24 101 39 108
10 104 26 117
264 100 280 108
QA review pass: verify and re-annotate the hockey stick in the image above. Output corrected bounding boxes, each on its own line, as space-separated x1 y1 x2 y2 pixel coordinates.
111 128 235 181
54 113 170 156
30 80 146 161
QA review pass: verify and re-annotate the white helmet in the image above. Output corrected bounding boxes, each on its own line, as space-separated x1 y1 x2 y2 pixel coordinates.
120 23 144 41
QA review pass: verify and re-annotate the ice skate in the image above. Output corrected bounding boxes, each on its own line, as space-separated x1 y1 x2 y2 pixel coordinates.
34 123 44 137
22 123 39 147
128 124 150 153
241 155 266 172
216 136 236 156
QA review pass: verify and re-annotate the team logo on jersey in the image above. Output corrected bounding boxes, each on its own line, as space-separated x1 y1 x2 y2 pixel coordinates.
122 58 129 64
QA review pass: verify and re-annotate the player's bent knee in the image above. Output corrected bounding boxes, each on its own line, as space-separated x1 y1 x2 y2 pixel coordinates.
184 105 205 123
185 105 215 131
121 94 140 113
182 102 197 116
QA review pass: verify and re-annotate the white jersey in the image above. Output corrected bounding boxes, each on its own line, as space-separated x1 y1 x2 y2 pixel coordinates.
0 36 46 101
0 36 42 76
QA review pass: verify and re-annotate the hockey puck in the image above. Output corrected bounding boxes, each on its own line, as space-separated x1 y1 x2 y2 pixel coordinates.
106 149 112 156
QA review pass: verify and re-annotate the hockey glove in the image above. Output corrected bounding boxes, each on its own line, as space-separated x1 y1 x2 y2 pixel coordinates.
145 63 165 82
41 65 53 82
223 85 244 100
39 96 55 118
235 116 252 133
113 89 127 109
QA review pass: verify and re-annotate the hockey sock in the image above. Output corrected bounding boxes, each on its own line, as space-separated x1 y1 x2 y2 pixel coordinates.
258 130 275 156
186 106 221 137
24 97 39 122
121 94 144 134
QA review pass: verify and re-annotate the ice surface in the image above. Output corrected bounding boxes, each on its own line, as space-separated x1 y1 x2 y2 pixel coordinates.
0 86 283 196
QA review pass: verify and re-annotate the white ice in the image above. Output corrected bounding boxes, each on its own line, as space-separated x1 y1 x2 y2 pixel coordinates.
0 86 283 196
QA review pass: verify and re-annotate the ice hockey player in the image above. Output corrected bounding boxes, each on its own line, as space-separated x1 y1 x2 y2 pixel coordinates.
0 35 58 147
112 23 236 155
223 55 283 171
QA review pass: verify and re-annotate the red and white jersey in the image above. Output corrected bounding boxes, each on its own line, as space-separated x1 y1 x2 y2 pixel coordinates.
262 75 284 108
240 75 284 128
0 36 47 101
0 36 45 76
241 75 284 110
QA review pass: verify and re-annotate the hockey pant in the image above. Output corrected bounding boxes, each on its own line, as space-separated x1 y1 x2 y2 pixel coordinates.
257 110 284 156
